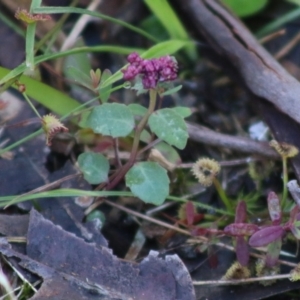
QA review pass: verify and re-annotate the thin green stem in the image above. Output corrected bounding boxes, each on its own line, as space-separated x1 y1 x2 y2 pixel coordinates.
106 89 157 190
282 157 288 208
213 178 233 213
22 92 42 118
167 195 234 216
0 129 42 156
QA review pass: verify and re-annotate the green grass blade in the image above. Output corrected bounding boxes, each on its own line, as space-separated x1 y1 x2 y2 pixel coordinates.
0 66 80 115
35 45 144 64
256 6 300 37
0 188 232 216
0 41 187 113
144 0 197 60
33 6 159 43
25 23 37 71
0 46 143 86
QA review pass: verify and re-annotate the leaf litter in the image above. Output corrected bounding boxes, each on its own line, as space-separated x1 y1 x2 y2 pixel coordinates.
0 209 195 300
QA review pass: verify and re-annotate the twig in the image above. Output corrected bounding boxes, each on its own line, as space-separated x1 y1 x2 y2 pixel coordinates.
275 31 300 60
187 122 280 159
60 0 102 51
193 273 291 285
258 29 286 44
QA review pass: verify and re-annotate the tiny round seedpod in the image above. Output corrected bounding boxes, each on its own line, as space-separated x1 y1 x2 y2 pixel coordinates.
222 261 251 280
191 158 220 187
269 140 299 158
41 114 68 146
290 263 300 281
15 81 26 93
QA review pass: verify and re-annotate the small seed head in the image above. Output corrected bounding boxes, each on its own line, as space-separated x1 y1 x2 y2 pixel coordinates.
41 114 68 146
290 263 300 281
269 140 299 158
222 261 251 280
15 8 51 24
191 158 220 186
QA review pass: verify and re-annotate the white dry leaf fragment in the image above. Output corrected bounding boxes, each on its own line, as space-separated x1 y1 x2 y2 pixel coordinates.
287 180 300 207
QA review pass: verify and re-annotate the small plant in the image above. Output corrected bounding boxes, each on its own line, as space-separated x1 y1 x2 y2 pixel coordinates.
269 140 299 208
76 52 189 205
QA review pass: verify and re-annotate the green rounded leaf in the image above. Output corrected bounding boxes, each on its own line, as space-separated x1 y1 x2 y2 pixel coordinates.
78 152 109 184
155 142 181 165
86 103 134 137
149 108 188 149
222 0 268 17
171 106 192 118
125 162 169 205
128 103 148 116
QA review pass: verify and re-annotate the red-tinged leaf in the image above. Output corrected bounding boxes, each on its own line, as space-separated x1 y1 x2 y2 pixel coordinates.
249 226 284 248
265 238 282 267
186 201 195 226
236 236 249 266
207 245 218 269
191 227 208 236
290 205 300 222
267 191 281 225
235 201 247 223
224 223 259 236
193 213 204 224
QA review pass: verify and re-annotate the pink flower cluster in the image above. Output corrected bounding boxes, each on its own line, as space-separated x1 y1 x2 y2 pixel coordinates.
122 52 178 89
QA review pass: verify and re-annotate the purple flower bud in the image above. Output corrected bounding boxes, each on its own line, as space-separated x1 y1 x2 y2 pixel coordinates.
127 52 142 64
122 53 178 89
122 65 139 81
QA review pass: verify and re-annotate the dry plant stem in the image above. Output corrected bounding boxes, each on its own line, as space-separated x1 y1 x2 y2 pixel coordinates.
187 123 280 159
6 237 26 243
60 0 102 51
112 138 122 168
282 157 288 207
106 89 157 190
5 173 81 208
178 157 256 169
258 29 286 44
275 31 300 60
193 273 291 286
104 199 297 268
137 138 161 156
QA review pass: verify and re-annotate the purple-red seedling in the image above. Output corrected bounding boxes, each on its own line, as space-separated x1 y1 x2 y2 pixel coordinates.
224 201 258 266
248 225 284 248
